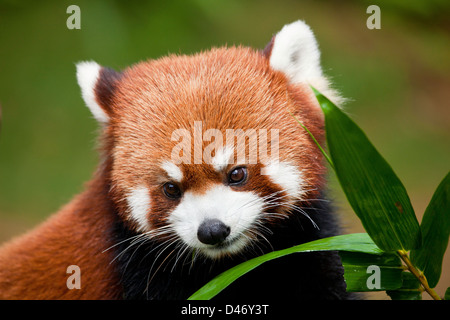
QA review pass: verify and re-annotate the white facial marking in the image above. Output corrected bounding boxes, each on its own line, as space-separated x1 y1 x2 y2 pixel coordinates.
168 185 263 259
211 145 234 172
264 161 305 200
161 161 183 182
76 61 109 123
127 185 151 232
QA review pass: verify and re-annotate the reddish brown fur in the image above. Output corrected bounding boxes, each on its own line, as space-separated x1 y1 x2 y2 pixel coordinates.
109 47 326 226
0 46 326 299
0 170 122 299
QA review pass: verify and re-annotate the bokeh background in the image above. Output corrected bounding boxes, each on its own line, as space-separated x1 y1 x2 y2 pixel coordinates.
0 0 449 299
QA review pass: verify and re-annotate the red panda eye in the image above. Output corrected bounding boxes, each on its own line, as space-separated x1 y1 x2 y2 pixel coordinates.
163 182 182 199
228 167 248 185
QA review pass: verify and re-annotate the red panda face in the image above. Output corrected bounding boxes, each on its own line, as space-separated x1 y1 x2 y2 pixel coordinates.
76 21 341 259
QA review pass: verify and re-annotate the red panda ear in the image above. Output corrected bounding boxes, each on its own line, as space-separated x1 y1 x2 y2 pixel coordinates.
263 20 343 105
264 20 323 84
76 61 122 124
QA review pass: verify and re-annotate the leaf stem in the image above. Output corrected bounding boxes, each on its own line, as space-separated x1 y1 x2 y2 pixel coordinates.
397 250 441 300
289 112 334 170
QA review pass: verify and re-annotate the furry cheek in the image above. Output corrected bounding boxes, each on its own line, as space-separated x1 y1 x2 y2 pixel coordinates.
263 161 306 201
126 185 152 232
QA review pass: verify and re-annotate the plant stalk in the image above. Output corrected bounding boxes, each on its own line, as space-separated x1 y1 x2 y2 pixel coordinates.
289 112 334 169
397 250 441 300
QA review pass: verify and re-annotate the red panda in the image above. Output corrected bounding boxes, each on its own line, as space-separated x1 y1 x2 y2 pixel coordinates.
0 20 352 300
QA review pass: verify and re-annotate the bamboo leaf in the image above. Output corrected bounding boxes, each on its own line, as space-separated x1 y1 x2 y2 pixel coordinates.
387 291 422 300
387 272 422 300
188 233 382 300
410 171 450 288
312 87 421 251
339 252 403 292
445 287 450 300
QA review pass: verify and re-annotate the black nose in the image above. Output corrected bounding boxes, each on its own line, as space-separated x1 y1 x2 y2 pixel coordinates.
197 219 231 245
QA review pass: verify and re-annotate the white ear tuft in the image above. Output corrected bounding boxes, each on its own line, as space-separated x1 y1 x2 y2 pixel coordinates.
269 20 323 84
76 61 109 123
269 20 344 105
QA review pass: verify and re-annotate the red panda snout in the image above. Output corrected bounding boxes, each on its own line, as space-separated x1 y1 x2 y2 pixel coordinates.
197 219 231 245
168 183 265 259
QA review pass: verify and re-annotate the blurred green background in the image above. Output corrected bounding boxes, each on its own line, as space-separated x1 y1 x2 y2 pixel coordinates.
0 0 449 299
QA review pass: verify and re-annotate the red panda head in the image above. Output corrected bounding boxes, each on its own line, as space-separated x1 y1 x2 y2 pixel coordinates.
76 21 341 259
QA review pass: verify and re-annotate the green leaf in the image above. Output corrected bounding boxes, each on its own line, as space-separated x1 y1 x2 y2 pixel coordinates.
387 272 422 300
312 87 421 251
188 233 382 300
387 291 422 300
339 252 403 292
410 171 450 288
445 287 450 300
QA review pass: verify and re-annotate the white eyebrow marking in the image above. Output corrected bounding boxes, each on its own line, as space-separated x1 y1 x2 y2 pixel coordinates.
211 145 234 172
161 161 183 182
